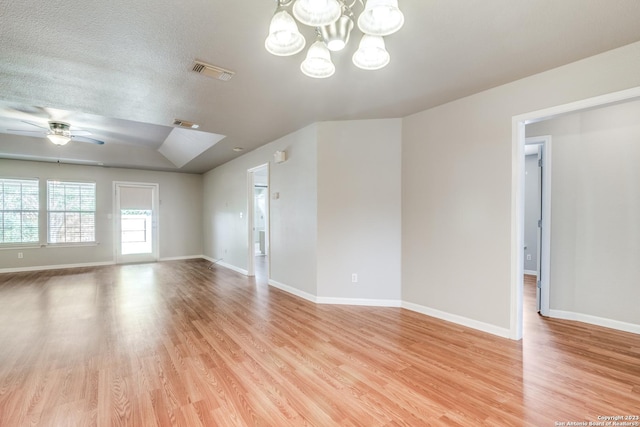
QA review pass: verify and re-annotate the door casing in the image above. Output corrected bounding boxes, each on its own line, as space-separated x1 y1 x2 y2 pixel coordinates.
510 86 640 340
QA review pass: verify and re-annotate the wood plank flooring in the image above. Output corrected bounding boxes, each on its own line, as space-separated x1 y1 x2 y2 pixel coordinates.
0 262 638 426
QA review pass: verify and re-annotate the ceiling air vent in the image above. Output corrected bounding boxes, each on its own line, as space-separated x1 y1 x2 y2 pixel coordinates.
192 60 235 81
173 119 200 129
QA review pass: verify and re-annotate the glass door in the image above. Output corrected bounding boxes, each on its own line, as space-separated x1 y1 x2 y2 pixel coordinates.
115 182 158 264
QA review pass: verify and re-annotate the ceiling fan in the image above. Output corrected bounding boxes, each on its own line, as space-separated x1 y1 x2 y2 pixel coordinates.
8 120 105 146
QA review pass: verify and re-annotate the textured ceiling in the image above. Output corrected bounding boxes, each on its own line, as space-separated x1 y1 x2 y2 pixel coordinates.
1 0 640 173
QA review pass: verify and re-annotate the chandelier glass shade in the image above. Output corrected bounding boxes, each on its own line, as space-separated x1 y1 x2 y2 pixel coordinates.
352 35 389 70
293 0 342 27
265 9 306 56
357 0 404 36
300 40 336 78
265 0 404 78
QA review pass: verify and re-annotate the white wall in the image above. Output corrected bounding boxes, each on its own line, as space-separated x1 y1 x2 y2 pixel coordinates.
402 41 640 335
527 101 640 326
202 118 402 304
202 125 319 295
0 159 203 270
317 119 402 302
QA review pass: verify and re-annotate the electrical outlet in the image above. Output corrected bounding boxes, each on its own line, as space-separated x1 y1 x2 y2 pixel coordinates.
526 254 532 261
18 252 23 259
351 273 358 283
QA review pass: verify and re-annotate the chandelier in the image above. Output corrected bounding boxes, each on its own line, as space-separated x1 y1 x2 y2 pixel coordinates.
265 0 404 78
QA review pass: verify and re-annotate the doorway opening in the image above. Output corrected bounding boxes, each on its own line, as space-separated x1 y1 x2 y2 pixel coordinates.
523 136 551 317
511 86 640 340
114 182 159 264
247 164 270 281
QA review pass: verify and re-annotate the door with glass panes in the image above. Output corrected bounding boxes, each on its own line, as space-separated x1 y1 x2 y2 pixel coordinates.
115 182 158 263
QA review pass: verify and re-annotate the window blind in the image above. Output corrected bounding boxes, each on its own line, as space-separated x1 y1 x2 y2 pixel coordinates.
47 181 96 243
0 178 39 244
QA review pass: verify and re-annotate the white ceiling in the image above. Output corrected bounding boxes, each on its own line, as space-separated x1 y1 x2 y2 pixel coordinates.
1 0 640 173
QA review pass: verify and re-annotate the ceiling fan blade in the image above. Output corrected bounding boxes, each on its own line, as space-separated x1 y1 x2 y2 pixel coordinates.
6 105 49 118
20 120 49 130
69 130 92 136
6 128 44 133
72 135 105 145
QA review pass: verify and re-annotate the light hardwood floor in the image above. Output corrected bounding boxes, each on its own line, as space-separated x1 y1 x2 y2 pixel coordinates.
0 262 638 426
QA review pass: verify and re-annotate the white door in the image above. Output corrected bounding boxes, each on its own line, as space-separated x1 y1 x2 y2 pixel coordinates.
536 147 543 312
115 182 159 264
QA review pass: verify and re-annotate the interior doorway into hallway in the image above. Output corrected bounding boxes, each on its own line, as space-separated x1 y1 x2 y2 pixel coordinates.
511 86 640 340
247 163 269 281
523 136 550 316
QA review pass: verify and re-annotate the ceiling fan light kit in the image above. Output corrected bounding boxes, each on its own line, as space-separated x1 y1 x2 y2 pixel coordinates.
47 134 71 145
265 0 403 78
46 121 71 145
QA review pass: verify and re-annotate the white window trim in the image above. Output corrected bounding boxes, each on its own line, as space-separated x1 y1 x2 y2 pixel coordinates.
0 177 40 246
47 180 97 244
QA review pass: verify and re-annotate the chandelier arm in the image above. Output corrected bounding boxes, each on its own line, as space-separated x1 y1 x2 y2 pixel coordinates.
343 0 363 11
340 0 363 18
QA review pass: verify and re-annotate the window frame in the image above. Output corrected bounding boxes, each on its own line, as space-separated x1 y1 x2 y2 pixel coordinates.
0 178 40 246
47 180 97 245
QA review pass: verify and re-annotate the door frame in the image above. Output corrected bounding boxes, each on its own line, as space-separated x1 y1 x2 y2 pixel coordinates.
247 163 270 277
113 181 160 264
510 86 640 340
525 136 551 317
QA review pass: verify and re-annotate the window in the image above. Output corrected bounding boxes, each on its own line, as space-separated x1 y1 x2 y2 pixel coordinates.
47 181 96 243
120 209 152 254
0 178 39 244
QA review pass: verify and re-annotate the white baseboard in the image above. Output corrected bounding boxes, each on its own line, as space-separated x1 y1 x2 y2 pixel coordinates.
267 279 402 308
523 270 538 276
0 261 115 274
316 296 402 307
269 280 509 337
1 255 204 274
549 309 640 335
200 256 249 275
402 301 512 339
212 260 248 276
268 279 318 303
268 278 511 337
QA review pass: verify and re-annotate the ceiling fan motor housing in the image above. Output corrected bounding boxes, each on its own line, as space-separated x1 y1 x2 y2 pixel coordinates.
49 121 71 136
